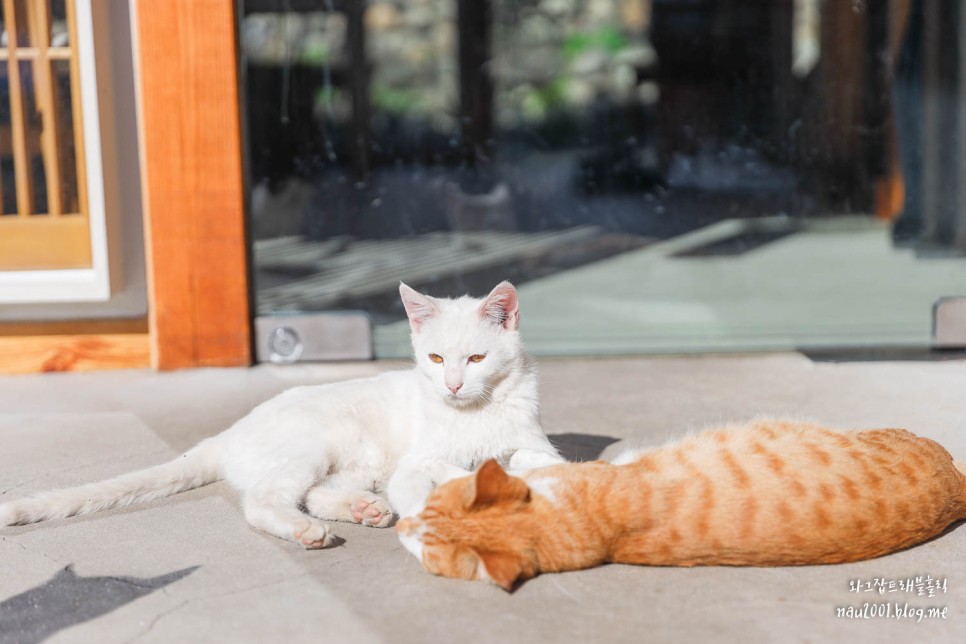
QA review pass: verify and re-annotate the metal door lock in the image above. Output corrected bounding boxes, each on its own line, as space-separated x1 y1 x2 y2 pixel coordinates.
255 312 373 363
267 326 304 363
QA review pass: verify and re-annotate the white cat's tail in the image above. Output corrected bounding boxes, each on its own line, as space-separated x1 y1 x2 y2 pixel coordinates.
0 438 222 526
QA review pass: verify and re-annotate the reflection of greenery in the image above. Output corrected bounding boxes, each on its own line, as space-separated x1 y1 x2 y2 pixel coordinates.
522 77 569 121
314 86 342 110
562 26 626 59
371 82 421 114
300 43 331 66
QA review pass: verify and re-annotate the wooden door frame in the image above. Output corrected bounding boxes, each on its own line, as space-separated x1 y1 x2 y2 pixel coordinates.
0 0 250 374
133 0 252 370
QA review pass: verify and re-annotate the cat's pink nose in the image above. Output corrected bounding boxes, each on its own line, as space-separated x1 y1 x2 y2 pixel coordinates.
448 384 462 394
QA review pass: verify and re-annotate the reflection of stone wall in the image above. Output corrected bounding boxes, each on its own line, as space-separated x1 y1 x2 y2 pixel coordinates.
365 1 458 134
242 1 655 132
244 12 353 122
244 12 348 67
493 0 655 128
243 2 459 134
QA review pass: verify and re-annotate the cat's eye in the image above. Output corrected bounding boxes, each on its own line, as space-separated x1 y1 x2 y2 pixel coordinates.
468 354 486 363
428 353 444 364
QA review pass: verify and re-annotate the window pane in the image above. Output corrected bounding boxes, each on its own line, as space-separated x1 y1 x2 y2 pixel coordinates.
19 60 48 214
0 61 12 215
50 0 69 47
52 58 79 213
11 1 31 47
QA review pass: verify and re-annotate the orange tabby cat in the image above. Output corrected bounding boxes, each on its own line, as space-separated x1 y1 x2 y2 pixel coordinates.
396 420 966 590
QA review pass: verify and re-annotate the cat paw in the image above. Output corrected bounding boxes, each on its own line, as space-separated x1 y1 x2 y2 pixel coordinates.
293 519 333 549
350 494 394 528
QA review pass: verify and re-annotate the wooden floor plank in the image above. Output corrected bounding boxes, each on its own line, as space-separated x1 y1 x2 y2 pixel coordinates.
0 333 151 374
0 318 148 337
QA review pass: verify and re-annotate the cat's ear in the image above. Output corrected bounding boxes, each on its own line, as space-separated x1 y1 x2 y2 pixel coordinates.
479 281 519 330
400 282 439 332
469 459 530 509
477 550 525 592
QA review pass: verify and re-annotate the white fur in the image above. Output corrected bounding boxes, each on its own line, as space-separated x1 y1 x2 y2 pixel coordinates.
476 561 492 581
0 282 563 547
398 526 425 561
525 476 560 506
609 449 649 466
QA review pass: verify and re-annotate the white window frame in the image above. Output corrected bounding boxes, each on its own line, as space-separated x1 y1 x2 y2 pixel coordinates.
0 0 111 303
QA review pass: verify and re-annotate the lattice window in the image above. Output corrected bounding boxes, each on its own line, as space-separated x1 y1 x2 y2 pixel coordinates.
0 0 88 270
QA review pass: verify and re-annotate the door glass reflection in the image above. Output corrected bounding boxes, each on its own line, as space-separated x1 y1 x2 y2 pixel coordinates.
242 1 965 359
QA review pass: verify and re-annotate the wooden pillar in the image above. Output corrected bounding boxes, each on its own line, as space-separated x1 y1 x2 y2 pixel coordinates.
864 0 893 220
133 0 251 369
457 0 494 168
346 0 370 181
921 0 966 249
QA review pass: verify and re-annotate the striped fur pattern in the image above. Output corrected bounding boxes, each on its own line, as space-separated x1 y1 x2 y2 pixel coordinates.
397 420 966 590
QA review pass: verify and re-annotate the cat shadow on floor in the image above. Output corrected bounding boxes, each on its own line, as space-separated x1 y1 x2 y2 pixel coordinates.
0 564 199 644
547 433 622 462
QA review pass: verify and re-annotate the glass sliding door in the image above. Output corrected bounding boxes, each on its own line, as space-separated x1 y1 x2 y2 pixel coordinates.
241 0 965 360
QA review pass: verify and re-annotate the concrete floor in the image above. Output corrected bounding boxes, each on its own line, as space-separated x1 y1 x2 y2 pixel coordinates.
1 354 966 643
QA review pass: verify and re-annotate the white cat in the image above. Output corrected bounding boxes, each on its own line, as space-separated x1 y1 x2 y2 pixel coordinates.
0 282 562 548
